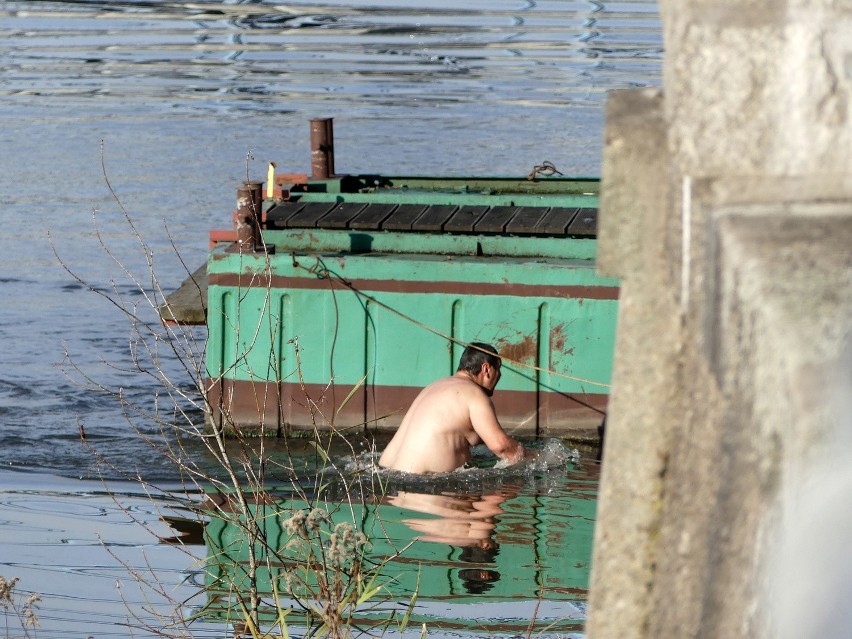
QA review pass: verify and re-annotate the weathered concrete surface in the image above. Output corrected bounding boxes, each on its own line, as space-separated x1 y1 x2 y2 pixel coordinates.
159 264 207 325
591 89 684 635
769 340 852 639
660 2 852 177
587 1 852 636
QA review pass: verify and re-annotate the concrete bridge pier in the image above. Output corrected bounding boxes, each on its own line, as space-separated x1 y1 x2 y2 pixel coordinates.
587 2 852 637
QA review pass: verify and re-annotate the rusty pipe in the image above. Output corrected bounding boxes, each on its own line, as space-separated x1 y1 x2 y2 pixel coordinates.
246 180 263 218
310 117 335 180
235 180 263 250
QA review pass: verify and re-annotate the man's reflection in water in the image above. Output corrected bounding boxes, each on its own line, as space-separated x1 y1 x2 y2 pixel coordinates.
458 545 501 594
384 490 511 594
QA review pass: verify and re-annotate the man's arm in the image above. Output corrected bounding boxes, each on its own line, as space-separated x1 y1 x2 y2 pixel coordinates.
468 392 526 464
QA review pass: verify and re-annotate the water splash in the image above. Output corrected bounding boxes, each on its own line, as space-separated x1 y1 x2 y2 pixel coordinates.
532 437 581 470
347 438 580 481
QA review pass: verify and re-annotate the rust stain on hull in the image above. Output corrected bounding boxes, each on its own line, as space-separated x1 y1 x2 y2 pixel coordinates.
495 334 537 364
551 323 566 352
550 323 576 357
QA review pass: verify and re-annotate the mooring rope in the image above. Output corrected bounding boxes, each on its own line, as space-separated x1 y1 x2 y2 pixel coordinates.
292 254 611 391
526 160 564 181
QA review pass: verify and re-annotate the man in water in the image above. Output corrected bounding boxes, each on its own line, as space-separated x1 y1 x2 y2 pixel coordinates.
379 342 533 474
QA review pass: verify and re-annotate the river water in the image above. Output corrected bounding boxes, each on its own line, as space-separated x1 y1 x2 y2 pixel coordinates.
0 1 662 636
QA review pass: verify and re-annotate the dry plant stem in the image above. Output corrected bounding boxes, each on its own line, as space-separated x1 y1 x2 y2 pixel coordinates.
47 160 259 632
54 148 424 639
0 576 41 639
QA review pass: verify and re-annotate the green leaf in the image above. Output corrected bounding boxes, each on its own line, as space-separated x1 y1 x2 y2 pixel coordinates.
271 578 292 639
336 373 368 414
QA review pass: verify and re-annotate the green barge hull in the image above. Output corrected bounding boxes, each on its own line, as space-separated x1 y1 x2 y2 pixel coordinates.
184 168 617 441
201 484 596 633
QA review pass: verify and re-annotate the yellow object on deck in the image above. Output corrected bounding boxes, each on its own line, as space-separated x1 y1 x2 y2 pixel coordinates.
266 162 276 199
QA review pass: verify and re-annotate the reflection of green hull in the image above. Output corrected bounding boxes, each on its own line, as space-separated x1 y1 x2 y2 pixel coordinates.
203 484 596 633
202 175 617 439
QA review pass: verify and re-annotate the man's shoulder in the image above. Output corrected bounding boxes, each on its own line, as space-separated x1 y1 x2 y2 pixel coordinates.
431 374 467 388
425 374 484 399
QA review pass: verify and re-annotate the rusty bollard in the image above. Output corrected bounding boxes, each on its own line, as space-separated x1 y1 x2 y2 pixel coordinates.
310 117 335 180
234 180 263 250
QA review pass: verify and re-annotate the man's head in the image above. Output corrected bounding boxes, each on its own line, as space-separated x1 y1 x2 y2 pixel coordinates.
457 342 502 395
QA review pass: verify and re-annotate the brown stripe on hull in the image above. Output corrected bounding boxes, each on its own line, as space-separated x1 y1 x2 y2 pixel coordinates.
208 272 619 301
205 378 607 440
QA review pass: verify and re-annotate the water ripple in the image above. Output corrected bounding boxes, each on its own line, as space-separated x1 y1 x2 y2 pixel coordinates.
1 0 662 113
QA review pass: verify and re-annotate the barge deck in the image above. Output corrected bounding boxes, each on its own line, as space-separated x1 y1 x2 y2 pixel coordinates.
162 120 617 442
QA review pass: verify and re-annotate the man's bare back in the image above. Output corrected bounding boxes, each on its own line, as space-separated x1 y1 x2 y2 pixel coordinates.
379 343 530 474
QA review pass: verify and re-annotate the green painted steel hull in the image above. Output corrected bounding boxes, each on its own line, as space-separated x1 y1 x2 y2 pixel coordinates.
203 176 617 437
201 486 595 632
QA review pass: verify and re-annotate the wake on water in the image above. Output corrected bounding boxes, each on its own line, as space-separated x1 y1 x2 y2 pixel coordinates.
341 438 581 493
